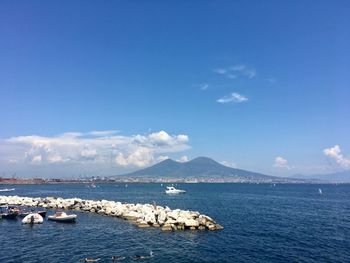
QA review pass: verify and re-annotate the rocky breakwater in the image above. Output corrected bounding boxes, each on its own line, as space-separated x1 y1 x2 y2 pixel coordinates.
0 195 223 231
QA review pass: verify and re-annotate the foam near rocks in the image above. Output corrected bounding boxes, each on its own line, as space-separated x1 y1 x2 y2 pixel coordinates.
0 195 223 231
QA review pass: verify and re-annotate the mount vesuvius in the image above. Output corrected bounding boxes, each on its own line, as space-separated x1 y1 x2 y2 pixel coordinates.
116 157 293 182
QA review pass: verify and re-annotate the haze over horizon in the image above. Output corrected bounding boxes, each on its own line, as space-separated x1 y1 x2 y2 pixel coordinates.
0 1 349 178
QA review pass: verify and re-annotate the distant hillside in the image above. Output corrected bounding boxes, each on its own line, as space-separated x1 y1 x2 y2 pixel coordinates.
293 171 350 183
118 156 276 180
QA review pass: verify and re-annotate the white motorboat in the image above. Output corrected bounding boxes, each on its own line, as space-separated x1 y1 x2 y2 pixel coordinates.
48 212 77 222
0 188 15 192
22 213 43 224
165 186 186 194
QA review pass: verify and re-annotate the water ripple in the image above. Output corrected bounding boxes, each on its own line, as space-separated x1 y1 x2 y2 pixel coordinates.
1 183 350 262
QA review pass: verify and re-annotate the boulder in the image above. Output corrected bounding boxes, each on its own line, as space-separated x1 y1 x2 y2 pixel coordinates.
177 224 185 230
198 225 206 230
176 217 187 224
207 224 216 231
97 209 105 215
179 210 191 219
215 224 224 230
184 219 199 227
165 218 177 224
158 210 167 223
144 212 156 224
167 209 180 220
161 224 172 231
137 221 150 228
123 211 142 221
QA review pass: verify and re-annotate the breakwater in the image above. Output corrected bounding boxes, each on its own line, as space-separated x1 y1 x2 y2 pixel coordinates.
0 195 223 231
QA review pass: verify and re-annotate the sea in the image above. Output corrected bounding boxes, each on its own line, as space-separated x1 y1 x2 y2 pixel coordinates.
1 183 349 263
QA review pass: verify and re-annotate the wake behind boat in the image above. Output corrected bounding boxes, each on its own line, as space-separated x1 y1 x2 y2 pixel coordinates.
0 188 15 192
48 211 77 222
165 186 186 194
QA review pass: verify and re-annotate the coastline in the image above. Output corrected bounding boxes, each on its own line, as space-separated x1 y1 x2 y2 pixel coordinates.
0 179 345 185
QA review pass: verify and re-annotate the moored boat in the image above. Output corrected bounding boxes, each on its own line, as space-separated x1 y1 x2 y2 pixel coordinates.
1 212 18 219
0 205 19 219
48 211 77 222
19 209 46 218
22 213 43 224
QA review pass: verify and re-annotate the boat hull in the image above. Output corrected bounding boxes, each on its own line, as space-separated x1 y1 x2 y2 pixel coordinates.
19 210 46 218
48 215 77 223
22 213 43 224
165 190 186 194
1 213 18 219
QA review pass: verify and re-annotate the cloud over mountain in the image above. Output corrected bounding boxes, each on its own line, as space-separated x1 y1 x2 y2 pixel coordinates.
4 130 190 168
324 145 350 169
273 156 290 169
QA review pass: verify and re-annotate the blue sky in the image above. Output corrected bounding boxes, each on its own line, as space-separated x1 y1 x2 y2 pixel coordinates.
0 0 349 178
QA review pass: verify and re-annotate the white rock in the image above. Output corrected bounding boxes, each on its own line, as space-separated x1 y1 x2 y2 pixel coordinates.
184 219 199 227
144 212 156 224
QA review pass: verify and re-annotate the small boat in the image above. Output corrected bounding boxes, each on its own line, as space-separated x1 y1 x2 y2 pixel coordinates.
0 206 19 219
48 211 77 222
19 209 46 218
22 213 43 224
1 212 18 219
165 186 186 194
319 188 323 195
0 188 15 192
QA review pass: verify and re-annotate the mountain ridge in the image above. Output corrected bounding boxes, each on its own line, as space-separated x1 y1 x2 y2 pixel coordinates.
118 156 275 180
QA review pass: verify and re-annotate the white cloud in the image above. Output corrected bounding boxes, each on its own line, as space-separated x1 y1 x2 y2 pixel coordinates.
273 156 290 169
214 64 256 79
220 161 237 168
157 155 170 162
115 147 154 167
31 155 42 164
177 156 189 162
6 130 190 168
115 153 128 166
324 145 350 169
199 84 209 90
213 68 227 75
80 148 98 159
217 92 248 103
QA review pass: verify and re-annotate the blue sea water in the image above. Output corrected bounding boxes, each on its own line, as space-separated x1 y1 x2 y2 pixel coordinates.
1 183 350 263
